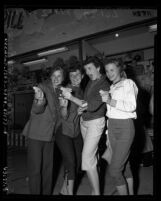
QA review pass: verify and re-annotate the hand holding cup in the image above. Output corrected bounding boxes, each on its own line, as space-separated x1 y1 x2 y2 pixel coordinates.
77 100 88 115
99 90 111 103
60 87 72 100
59 96 68 107
33 86 44 100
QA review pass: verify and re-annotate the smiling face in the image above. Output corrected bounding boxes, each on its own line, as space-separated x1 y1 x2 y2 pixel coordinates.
105 63 121 84
84 63 100 81
69 69 83 87
51 69 64 87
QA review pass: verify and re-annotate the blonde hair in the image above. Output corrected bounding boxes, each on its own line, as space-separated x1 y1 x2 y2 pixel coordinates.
103 58 126 78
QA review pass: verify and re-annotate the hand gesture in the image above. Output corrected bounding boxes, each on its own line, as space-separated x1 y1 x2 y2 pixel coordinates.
99 90 111 103
60 87 72 93
61 87 72 100
81 100 88 108
33 86 44 100
77 101 88 115
77 107 84 115
59 97 68 107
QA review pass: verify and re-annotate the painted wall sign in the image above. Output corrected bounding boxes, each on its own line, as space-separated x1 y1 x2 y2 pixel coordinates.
132 10 153 17
4 9 24 29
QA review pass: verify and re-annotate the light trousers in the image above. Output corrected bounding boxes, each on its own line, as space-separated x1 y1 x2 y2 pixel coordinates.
80 117 105 170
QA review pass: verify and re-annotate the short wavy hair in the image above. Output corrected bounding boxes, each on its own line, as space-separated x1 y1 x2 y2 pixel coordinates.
83 56 105 74
49 66 64 77
104 57 125 70
68 62 84 74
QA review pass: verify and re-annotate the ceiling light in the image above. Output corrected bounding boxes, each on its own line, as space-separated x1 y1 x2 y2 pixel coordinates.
37 47 68 57
115 33 119 37
8 60 15 65
22 58 47 66
149 24 157 32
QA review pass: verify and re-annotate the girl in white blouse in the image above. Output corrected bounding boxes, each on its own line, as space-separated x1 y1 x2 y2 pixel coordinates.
100 58 138 195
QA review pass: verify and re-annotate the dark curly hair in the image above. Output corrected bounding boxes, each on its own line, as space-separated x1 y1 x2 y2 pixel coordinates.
83 56 105 74
68 61 84 75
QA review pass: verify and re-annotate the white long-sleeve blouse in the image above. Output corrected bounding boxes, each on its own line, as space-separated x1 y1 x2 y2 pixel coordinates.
106 79 138 119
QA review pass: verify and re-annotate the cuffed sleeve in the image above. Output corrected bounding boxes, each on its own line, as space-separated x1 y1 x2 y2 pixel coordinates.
115 80 138 112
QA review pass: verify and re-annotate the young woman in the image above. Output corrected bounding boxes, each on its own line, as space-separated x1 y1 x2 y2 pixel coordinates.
100 58 138 195
23 66 65 195
62 56 110 195
55 63 84 195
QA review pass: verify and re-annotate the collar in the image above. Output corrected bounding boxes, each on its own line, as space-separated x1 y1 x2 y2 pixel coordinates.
113 78 125 86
